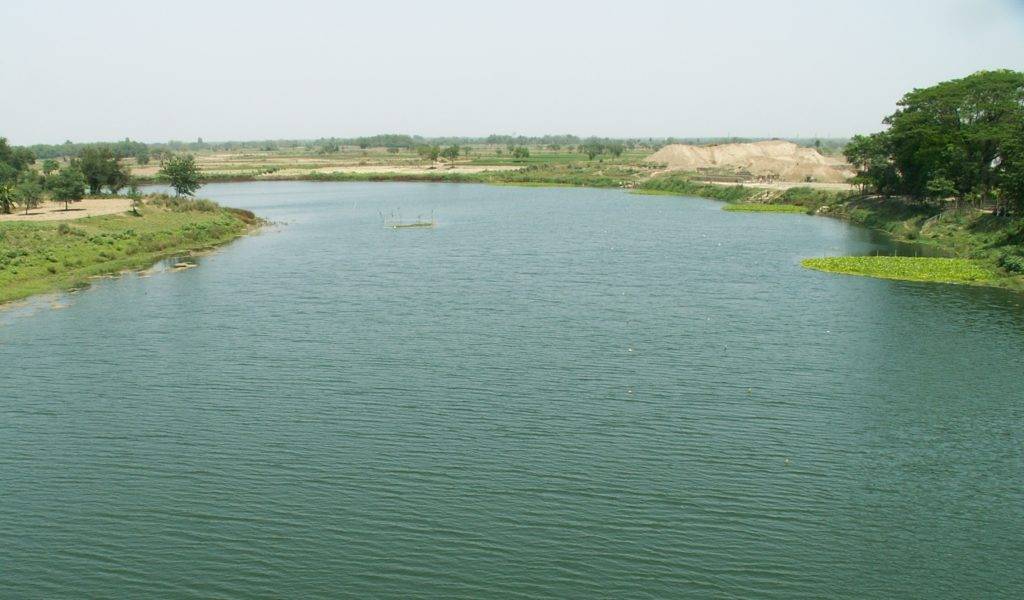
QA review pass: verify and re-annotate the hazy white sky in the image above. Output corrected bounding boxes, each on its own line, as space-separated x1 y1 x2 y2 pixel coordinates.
2 0 1022 144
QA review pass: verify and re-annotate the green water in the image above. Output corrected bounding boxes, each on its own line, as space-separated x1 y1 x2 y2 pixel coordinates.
2 182 1022 599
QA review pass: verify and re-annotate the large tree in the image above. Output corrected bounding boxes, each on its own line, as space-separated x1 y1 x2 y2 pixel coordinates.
848 70 1024 211
76 146 129 194
159 154 202 196
16 177 43 215
51 166 86 209
0 137 35 185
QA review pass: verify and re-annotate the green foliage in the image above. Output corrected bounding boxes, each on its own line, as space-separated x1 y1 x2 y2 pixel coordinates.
639 174 759 202
722 203 806 213
802 256 1000 284
0 183 15 214
159 154 202 196
75 146 130 194
350 134 418 149
416 145 441 162
0 137 35 185
997 250 1024 273
50 166 86 208
846 70 1024 211
41 159 60 176
441 145 461 162
578 139 625 160
146 193 219 212
0 200 253 304
25 138 149 162
15 177 43 214
511 146 530 160
318 140 340 154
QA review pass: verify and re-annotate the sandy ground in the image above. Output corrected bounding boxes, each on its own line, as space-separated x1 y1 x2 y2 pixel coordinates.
647 140 854 183
0 198 133 222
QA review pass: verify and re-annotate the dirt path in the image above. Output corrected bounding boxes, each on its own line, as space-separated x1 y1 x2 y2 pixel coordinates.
0 198 133 222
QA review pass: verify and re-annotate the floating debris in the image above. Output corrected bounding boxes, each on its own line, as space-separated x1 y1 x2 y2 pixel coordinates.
381 209 436 229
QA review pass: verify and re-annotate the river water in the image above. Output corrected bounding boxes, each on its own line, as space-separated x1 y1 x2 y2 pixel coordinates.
2 182 1022 598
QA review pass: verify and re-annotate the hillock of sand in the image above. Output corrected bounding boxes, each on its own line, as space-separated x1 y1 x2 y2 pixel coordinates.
646 140 854 183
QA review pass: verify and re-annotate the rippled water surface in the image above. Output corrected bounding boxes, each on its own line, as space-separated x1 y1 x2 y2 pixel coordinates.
3 182 1023 598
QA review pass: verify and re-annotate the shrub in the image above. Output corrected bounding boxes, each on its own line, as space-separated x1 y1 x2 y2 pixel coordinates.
998 252 1024 273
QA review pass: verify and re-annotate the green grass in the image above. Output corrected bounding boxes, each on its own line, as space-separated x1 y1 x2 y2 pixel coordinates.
0 196 256 304
637 174 760 202
723 203 807 213
801 256 1002 284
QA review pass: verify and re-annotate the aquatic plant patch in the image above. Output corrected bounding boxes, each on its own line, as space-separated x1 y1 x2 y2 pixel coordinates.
801 256 1001 284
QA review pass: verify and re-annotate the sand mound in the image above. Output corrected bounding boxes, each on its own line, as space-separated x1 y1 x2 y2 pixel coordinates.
646 140 854 183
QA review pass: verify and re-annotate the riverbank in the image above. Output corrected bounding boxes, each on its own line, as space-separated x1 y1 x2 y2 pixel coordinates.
633 173 1024 291
139 167 1024 291
0 195 259 305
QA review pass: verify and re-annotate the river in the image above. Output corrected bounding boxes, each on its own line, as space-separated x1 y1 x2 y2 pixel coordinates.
2 181 1022 598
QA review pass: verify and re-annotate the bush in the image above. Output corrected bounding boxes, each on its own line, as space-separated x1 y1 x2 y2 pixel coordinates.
998 252 1024 273
147 194 219 212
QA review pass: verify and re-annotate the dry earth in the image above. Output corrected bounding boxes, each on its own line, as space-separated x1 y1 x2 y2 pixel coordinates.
0 198 133 222
647 140 854 183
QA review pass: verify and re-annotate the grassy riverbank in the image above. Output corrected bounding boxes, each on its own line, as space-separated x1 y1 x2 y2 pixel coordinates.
634 173 1024 290
0 195 258 304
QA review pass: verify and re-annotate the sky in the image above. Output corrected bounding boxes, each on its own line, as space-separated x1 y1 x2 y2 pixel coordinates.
1 0 1023 145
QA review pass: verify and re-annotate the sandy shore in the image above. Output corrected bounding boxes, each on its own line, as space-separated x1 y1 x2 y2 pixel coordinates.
0 198 133 222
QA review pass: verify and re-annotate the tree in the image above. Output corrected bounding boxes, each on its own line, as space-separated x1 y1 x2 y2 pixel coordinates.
16 177 43 215
318 140 340 154
107 164 130 195
417 145 441 162
580 142 604 160
0 137 34 185
883 70 1024 205
843 70 1024 212
441 145 461 162
76 146 129 194
41 159 60 176
159 154 202 196
511 146 530 160
843 133 899 195
0 183 14 214
51 166 86 209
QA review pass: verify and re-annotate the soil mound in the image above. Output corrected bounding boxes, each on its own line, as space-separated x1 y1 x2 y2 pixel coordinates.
647 140 854 183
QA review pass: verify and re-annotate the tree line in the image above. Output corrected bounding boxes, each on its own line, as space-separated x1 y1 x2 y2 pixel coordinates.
844 70 1024 214
0 137 202 215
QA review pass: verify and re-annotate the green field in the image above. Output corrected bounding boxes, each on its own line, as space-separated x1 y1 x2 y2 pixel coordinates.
0 197 256 304
801 256 1002 284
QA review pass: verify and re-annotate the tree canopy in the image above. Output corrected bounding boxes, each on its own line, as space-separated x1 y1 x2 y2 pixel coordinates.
0 137 35 185
159 154 202 196
75 146 129 195
50 165 86 209
845 70 1024 212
